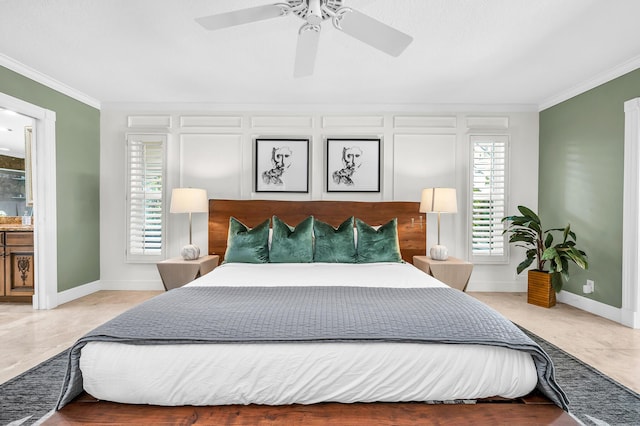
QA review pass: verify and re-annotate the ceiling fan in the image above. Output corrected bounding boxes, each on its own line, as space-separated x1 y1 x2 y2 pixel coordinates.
195 0 413 78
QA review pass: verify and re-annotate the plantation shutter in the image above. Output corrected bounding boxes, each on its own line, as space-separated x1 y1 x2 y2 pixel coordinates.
470 135 509 263
126 134 167 262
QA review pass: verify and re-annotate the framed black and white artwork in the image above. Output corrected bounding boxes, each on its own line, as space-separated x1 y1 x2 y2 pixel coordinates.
326 138 380 192
255 138 309 193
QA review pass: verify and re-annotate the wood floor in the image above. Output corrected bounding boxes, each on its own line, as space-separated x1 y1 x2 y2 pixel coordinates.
1 290 638 425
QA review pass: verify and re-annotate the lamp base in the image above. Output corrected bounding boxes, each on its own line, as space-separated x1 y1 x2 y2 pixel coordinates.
430 245 449 261
181 244 200 260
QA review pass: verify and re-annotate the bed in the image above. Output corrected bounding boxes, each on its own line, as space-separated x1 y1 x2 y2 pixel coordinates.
54 200 571 423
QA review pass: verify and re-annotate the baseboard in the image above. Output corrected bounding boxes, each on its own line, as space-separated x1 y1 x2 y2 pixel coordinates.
54 279 164 306
557 291 623 325
100 280 164 291
56 280 101 306
470 281 632 328
466 280 527 292
54 279 631 327
620 309 639 329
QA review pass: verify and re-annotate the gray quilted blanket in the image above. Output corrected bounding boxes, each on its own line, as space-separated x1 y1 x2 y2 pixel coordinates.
57 286 569 409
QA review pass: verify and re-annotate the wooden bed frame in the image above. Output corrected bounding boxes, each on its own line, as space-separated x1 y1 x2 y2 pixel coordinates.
46 199 577 425
208 199 426 262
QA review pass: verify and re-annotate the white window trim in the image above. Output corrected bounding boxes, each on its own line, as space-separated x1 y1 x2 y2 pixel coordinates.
125 133 167 263
468 134 510 264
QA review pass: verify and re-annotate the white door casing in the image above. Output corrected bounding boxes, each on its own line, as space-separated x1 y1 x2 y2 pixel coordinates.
622 97 640 328
0 92 58 309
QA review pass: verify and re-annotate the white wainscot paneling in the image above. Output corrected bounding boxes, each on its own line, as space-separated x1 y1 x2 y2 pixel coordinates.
180 115 243 129
394 134 457 254
393 134 457 200
127 115 172 128
465 116 509 130
322 116 385 128
180 134 243 199
394 115 457 129
251 116 313 128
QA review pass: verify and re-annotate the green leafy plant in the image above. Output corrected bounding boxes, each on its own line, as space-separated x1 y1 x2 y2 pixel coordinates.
502 206 588 292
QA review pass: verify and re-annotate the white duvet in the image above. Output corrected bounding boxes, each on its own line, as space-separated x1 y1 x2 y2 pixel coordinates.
80 262 537 406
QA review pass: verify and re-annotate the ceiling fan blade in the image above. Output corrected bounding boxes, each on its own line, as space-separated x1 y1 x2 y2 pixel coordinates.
333 8 413 57
196 4 289 31
294 24 321 78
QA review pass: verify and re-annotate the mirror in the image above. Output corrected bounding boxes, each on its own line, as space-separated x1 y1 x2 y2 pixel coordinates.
0 109 34 218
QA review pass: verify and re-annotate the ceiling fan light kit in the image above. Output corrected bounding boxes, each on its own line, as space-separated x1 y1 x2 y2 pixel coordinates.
196 0 413 77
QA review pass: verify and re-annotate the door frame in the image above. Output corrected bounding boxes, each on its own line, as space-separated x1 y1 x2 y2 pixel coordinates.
623 97 640 329
0 92 58 309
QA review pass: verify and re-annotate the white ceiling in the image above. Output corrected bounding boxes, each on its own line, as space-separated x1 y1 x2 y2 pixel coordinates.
1 0 640 109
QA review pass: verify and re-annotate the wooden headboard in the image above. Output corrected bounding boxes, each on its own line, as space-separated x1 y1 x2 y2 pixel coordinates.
208 199 425 263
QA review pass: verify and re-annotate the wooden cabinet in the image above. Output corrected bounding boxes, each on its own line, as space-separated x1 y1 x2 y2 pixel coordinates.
0 231 34 300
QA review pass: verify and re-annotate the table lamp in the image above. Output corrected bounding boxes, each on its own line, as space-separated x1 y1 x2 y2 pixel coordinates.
419 187 457 260
170 188 208 260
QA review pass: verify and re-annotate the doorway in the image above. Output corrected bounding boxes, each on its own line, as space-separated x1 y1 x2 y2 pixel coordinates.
0 92 58 309
0 111 35 302
0 112 33 216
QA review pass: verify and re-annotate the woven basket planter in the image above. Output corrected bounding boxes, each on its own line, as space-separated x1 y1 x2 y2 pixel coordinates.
527 270 556 308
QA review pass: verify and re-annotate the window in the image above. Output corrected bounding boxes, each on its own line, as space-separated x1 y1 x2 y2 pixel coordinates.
470 135 509 263
126 134 167 262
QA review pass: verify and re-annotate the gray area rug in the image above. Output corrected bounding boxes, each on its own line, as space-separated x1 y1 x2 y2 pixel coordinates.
1 330 639 425
0 349 68 426
522 328 640 426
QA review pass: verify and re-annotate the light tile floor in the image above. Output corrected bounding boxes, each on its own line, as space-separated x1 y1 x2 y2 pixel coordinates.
0 291 638 394
472 292 640 393
0 291 161 385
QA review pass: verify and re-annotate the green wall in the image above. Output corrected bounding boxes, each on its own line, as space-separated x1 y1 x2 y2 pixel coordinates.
0 66 100 292
540 68 640 308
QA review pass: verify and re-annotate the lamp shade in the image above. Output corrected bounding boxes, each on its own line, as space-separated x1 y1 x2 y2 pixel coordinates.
419 188 457 213
170 188 208 213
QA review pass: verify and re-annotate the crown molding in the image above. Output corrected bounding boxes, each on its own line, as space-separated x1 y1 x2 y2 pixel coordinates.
101 101 538 113
0 53 101 110
539 54 640 111
3 52 639 114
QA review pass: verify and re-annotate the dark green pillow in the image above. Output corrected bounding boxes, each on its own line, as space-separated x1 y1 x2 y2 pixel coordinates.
269 216 314 263
313 217 357 263
224 217 270 263
355 218 402 263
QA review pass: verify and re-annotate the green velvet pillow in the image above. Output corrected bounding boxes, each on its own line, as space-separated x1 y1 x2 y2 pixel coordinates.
355 217 402 263
313 217 357 263
269 216 314 263
224 217 270 263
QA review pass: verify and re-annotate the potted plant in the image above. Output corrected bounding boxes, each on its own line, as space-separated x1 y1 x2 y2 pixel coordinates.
502 206 588 307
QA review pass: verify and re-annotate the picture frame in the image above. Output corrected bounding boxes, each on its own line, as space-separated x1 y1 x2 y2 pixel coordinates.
255 138 309 193
326 138 380 192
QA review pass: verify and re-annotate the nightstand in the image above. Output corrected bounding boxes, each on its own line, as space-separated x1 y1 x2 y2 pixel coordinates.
156 254 220 291
413 255 473 292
